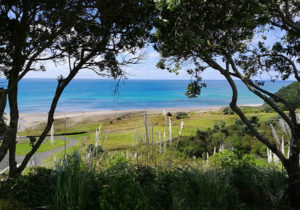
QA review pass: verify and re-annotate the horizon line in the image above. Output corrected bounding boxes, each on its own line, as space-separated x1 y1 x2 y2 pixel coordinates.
0 77 296 81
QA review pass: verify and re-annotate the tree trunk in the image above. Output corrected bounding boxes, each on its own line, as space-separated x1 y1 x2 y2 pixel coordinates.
286 125 300 208
7 77 19 177
0 88 6 118
286 163 300 208
0 88 9 161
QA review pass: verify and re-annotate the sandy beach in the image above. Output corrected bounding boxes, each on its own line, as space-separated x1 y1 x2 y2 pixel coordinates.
18 104 262 130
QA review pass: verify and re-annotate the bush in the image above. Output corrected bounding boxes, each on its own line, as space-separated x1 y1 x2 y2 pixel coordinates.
223 106 234 115
99 166 148 209
0 167 53 209
135 166 173 210
174 111 188 119
260 104 273 113
231 166 287 209
166 112 172 116
172 169 241 209
0 198 25 210
86 144 104 158
210 150 287 209
177 136 206 158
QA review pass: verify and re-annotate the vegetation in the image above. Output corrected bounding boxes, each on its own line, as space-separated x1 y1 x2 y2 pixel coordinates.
262 81 300 111
223 107 234 115
153 0 300 206
0 0 156 176
174 111 188 119
0 0 299 208
0 106 297 209
0 152 289 210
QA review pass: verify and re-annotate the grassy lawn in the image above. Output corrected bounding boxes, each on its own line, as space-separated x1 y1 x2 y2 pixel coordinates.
20 107 281 154
16 139 67 155
82 109 278 151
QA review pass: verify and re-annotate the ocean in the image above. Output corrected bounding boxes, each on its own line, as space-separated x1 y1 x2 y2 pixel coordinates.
0 79 293 113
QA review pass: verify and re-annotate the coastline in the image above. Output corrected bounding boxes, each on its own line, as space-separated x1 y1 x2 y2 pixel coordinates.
18 104 262 130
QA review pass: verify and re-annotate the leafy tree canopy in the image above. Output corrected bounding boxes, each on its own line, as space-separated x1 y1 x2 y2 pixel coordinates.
153 0 300 206
0 0 157 176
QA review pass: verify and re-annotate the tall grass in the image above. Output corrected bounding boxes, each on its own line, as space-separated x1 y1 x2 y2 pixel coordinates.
52 152 98 210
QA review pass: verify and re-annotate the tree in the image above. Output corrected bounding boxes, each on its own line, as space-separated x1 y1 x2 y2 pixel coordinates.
0 0 156 176
0 113 6 137
153 0 300 207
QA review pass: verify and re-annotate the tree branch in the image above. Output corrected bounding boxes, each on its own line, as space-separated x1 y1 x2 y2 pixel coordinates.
223 70 288 167
226 52 297 129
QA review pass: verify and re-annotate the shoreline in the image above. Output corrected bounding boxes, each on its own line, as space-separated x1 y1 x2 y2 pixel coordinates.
17 104 262 130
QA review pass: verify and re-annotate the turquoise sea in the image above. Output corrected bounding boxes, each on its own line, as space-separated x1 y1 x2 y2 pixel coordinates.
0 79 293 113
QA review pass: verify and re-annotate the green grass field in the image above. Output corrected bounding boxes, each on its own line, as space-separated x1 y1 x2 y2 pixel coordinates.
16 139 67 155
19 107 281 156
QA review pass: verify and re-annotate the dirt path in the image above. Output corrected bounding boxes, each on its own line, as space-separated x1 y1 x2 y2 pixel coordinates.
0 136 78 172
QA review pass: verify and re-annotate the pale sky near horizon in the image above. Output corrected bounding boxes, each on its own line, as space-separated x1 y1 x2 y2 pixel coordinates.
24 45 209 80
23 32 297 81
23 46 270 81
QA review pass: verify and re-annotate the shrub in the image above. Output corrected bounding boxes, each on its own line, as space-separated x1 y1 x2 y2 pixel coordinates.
0 167 53 209
223 106 234 115
137 167 173 210
177 136 205 158
86 144 104 158
172 169 241 209
166 112 172 116
99 166 147 209
174 111 188 119
210 150 287 208
230 166 287 209
0 198 25 210
260 104 273 113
